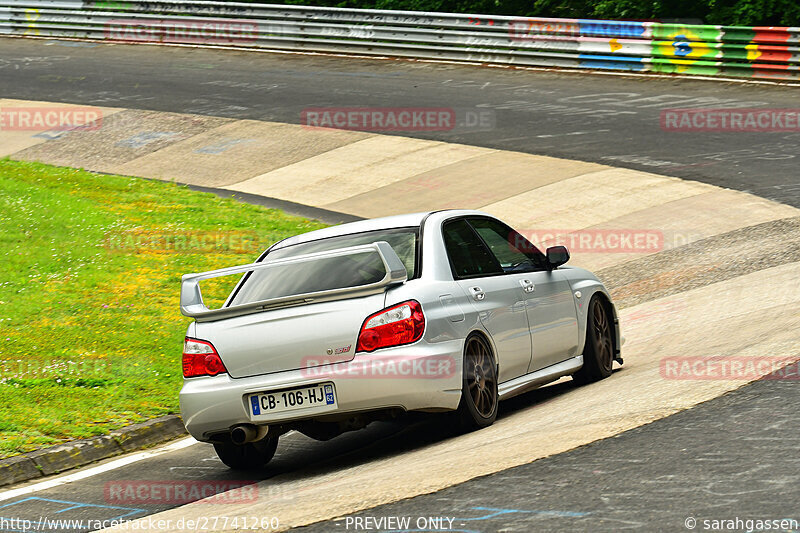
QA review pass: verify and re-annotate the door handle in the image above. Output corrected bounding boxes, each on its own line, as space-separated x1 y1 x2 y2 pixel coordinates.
519 279 535 293
469 286 485 301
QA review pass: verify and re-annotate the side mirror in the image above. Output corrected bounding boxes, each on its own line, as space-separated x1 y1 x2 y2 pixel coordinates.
546 245 569 269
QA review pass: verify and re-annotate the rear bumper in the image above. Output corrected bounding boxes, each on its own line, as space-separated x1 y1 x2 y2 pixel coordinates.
179 339 464 441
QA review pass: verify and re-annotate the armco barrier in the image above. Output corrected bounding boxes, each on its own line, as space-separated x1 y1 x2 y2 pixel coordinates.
0 0 798 81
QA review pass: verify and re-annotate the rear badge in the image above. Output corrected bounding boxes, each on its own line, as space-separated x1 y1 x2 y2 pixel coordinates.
331 344 351 355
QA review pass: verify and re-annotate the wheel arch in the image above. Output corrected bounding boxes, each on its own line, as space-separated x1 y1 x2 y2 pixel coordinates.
568 280 621 360
590 291 619 357
464 328 499 374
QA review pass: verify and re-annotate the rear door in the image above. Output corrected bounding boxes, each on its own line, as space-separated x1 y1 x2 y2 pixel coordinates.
442 218 533 382
466 217 580 373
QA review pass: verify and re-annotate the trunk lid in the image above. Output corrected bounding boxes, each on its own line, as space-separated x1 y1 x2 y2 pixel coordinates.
180 241 407 377
194 293 386 377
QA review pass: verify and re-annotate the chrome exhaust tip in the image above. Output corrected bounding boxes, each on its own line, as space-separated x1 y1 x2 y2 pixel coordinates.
230 424 269 445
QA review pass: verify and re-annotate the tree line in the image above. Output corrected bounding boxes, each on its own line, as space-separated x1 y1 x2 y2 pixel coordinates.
270 0 800 27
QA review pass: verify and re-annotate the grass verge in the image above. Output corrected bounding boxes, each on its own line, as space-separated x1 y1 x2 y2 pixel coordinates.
0 158 327 458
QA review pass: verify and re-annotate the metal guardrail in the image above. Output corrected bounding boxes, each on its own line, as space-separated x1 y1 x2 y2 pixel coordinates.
1 0 799 81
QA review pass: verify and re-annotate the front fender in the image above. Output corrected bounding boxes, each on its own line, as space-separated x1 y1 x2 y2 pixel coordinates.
560 270 622 363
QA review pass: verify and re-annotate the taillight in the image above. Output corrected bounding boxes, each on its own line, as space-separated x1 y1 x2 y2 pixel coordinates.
356 300 425 352
182 338 227 378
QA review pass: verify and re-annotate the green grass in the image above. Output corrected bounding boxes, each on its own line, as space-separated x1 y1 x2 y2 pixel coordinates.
0 159 327 458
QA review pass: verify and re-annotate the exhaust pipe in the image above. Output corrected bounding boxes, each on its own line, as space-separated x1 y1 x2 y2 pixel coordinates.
231 424 269 445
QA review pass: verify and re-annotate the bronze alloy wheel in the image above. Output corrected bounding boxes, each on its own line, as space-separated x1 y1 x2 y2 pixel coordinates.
573 296 615 384
466 336 497 417
592 298 614 374
458 334 498 429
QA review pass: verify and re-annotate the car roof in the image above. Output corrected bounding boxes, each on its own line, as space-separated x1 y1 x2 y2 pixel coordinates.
269 209 486 250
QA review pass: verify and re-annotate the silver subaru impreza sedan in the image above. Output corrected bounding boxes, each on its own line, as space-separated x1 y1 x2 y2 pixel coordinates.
179 210 622 469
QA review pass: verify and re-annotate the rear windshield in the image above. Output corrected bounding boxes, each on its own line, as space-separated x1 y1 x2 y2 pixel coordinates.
229 227 418 305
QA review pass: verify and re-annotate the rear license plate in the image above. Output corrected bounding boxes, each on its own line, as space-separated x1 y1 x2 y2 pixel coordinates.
249 383 336 416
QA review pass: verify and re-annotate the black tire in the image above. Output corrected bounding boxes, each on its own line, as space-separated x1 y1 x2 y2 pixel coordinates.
573 296 615 384
213 436 279 470
456 334 499 430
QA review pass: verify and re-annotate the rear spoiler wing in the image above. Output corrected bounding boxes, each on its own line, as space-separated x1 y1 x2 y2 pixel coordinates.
180 241 407 322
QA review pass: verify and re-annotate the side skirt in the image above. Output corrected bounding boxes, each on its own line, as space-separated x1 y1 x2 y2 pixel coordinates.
498 355 584 401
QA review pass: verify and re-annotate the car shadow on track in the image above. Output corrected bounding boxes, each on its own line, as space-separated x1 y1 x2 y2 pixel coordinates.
253 368 624 482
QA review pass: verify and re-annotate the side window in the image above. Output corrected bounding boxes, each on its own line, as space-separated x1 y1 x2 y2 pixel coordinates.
468 217 547 273
442 219 503 279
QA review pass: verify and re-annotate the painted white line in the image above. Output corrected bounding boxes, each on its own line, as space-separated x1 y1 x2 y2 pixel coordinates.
0 437 198 502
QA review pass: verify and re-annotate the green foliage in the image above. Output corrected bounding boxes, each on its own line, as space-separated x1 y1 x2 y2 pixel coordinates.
256 0 800 25
0 159 326 458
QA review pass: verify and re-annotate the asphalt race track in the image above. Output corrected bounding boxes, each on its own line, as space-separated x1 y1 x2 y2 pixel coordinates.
297 375 800 533
3 374 799 532
1 36 799 533
1 37 800 207
2 375 799 532
1 415 461 533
